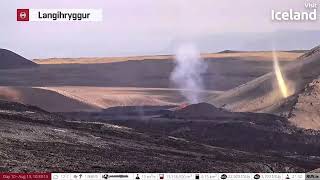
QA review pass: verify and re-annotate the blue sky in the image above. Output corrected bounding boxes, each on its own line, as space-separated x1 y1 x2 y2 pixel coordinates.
0 0 319 58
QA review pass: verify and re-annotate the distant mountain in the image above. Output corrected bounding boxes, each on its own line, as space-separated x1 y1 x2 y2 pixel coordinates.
167 30 320 53
0 49 38 69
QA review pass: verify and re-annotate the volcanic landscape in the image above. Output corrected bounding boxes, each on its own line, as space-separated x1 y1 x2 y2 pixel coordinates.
1 47 320 172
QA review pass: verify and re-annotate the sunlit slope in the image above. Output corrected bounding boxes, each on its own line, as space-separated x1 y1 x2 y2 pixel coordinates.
37 87 220 109
209 45 320 114
0 86 220 112
0 86 98 112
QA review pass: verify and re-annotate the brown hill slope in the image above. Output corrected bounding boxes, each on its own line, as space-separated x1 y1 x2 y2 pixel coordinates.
209 45 320 129
0 86 97 112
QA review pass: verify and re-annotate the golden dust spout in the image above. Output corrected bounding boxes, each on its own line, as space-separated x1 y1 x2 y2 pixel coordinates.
272 50 289 98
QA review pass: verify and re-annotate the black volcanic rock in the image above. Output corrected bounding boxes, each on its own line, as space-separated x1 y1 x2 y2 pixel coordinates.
297 45 320 60
309 168 320 173
72 103 320 168
3 100 318 172
0 49 38 69
168 103 289 127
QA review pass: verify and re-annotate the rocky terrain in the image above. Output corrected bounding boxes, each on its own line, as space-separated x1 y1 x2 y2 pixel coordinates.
265 79 320 129
62 103 320 172
0 100 319 172
287 80 320 129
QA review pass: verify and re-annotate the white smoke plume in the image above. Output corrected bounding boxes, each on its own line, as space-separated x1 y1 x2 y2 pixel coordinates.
170 43 208 104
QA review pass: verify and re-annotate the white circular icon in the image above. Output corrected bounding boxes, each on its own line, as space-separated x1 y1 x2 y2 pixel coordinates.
19 12 27 19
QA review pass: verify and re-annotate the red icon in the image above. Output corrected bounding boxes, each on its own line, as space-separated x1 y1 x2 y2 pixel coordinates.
17 9 29 21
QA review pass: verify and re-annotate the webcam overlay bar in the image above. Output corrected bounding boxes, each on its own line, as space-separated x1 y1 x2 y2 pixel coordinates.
17 9 103 22
1 173 319 180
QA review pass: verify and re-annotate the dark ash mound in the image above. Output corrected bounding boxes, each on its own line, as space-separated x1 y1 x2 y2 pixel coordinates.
167 103 289 127
0 49 38 69
169 103 227 119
